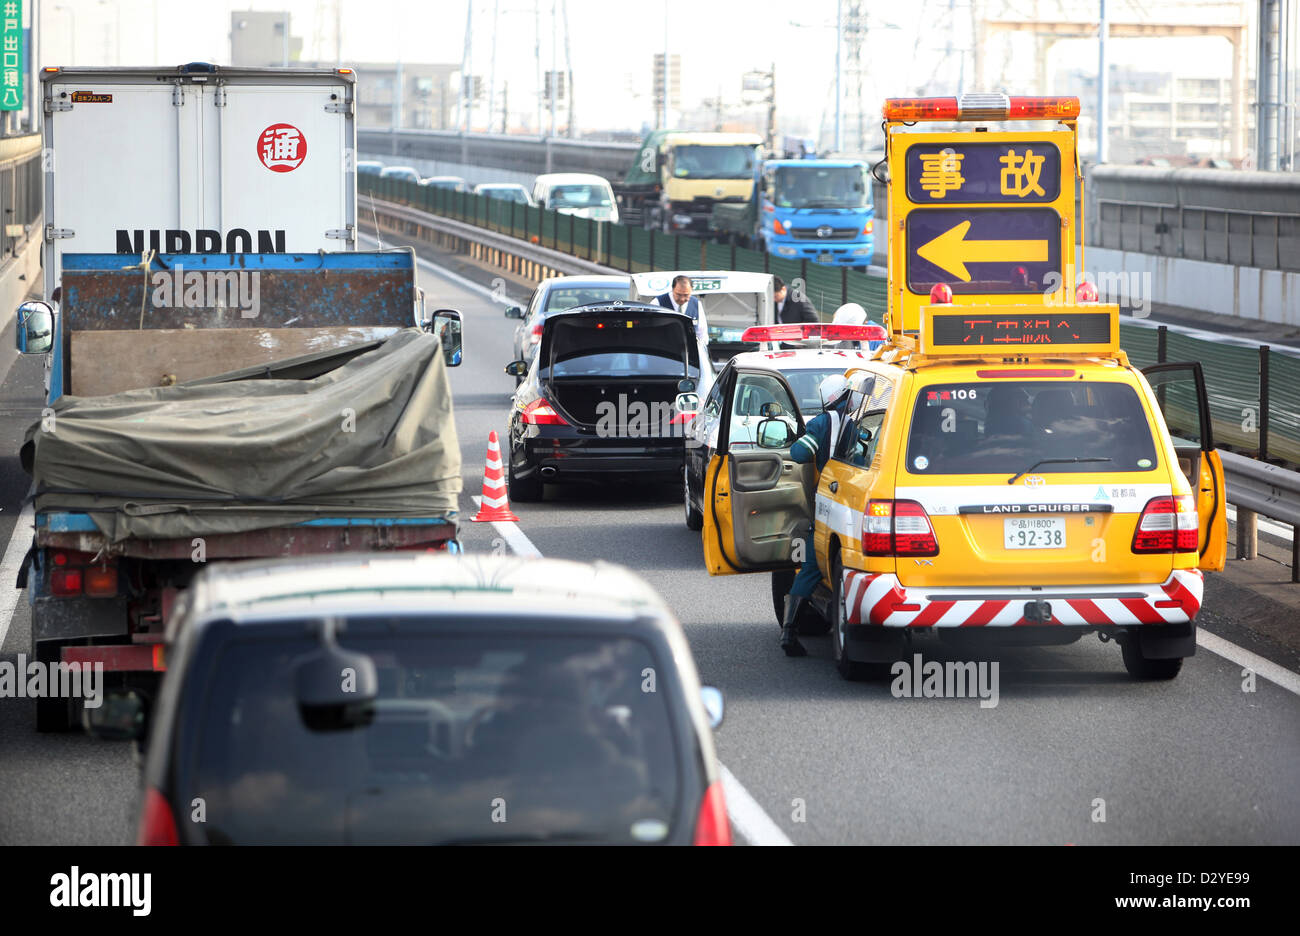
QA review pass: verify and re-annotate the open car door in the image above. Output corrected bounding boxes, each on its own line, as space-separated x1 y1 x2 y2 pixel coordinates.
1143 362 1228 571
702 369 816 575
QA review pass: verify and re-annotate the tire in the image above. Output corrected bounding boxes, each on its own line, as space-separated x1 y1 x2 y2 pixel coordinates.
1120 636 1184 680
769 570 830 635
34 639 75 733
830 554 871 680
684 466 703 531
507 449 543 503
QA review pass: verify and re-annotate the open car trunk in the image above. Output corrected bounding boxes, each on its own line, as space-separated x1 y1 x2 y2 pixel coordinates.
550 377 685 429
540 305 699 428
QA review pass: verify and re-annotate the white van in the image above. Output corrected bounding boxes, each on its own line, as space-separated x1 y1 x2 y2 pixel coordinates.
532 173 620 224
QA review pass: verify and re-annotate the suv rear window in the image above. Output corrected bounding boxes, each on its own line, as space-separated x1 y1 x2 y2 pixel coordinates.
905 380 1158 475
188 625 680 845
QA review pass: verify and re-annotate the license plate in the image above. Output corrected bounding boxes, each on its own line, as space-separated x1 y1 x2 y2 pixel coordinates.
817 253 833 264
1004 516 1066 549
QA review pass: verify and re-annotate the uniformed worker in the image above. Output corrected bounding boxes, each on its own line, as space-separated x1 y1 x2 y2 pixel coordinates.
778 372 854 656
830 302 884 351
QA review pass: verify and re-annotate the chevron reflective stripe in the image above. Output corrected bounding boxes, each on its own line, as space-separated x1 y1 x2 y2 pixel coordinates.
840 569 1204 627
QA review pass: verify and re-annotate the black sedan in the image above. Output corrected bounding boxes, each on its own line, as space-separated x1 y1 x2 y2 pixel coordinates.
504 301 707 501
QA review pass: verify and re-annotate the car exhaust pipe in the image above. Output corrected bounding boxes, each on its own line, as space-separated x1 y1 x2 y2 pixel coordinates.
540 466 557 479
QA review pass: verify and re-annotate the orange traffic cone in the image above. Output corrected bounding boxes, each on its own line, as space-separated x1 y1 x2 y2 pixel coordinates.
472 431 520 522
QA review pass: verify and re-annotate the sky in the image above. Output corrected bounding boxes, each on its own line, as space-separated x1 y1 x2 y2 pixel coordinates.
36 0 1265 135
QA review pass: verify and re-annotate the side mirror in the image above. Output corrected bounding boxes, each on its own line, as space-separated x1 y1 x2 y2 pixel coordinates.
677 377 696 393
430 309 463 367
858 426 874 445
674 391 700 415
83 688 148 742
759 401 784 418
504 360 529 378
757 418 794 449
16 300 54 354
700 686 724 730
505 305 524 319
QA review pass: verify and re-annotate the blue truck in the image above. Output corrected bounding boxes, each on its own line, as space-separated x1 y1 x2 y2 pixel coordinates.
709 158 876 268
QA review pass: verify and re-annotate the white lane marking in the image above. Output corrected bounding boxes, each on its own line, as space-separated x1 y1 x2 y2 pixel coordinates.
1197 628 1300 697
1226 504 1292 544
0 498 34 651
718 763 795 846
358 232 526 305
470 495 790 845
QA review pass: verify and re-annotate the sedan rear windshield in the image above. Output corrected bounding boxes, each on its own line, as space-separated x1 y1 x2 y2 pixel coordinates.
188 626 681 845
548 315 693 377
905 381 1159 475
544 286 630 312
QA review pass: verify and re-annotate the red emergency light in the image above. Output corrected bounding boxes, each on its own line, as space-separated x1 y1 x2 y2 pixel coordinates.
741 323 888 344
883 94 1081 122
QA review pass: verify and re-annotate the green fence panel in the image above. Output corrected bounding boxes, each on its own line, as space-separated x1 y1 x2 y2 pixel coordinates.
1118 323 1159 368
768 257 802 290
802 265 844 319
844 269 888 321
732 245 767 274
1167 332 1260 454
649 230 677 269
540 208 558 251
628 227 653 272
607 223 631 270
1267 351 1300 465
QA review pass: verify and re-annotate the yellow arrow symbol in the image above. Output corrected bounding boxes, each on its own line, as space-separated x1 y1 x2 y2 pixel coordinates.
916 220 1049 282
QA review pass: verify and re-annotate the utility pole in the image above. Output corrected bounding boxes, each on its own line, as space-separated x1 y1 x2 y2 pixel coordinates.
550 0 557 137
1096 0 1108 163
534 0 542 135
662 0 669 131
461 0 473 132
489 0 500 133
767 63 777 151
282 12 289 67
834 0 842 152
562 0 575 137
1257 0 1282 171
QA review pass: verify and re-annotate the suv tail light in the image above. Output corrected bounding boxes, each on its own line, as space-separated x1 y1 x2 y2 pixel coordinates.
521 399 569 426
693 780 732 846
1132 494 1198 553
863 499 939 557
138 788 180 846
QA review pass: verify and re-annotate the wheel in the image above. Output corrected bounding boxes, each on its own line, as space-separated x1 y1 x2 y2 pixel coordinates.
683 465 703 531
830 554 872 680
33 638 75 732
507 447 542 503
1120 636 1184 680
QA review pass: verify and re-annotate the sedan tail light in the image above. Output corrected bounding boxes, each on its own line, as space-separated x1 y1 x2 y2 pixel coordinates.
693 780 732 845
1132 494 1198 553
137 788 180 845
863 499 939 557
520 399 569 426
529 321 543 344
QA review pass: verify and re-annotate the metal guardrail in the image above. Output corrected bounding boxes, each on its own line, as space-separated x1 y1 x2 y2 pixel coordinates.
1220 449 1300 580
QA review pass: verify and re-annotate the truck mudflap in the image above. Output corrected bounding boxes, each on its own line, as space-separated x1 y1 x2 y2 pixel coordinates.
841 568 1204 627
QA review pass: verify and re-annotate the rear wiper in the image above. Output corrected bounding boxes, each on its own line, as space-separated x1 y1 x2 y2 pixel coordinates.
1006 457 1111 485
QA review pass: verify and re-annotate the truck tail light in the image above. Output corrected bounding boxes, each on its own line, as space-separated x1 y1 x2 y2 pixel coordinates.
51 569 83 596
521 399 569 426
772 218 788 235
863 499 938 557
84 566 118 597
693 780 732 846
138 788 180 846
1132 495 1198 553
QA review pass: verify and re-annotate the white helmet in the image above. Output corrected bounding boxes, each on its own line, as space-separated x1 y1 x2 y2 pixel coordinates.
819 373 851 409
832 302 868 326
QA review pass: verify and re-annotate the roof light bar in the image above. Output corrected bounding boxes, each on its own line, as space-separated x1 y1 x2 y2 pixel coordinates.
741 323 888 344
882 94 1081 122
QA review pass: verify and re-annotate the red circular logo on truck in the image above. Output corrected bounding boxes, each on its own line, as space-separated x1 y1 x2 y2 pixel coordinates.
257 123 307 172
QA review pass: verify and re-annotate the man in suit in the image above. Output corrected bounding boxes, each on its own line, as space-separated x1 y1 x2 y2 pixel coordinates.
656 275 707 340
773 276 819 324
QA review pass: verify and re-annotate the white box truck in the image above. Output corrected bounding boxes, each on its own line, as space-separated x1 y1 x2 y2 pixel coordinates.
41 62 358 299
